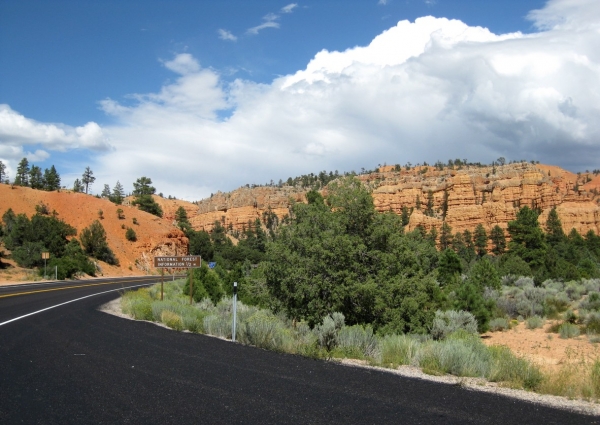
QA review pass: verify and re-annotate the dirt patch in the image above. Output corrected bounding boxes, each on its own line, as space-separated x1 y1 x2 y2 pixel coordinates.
481 321 600 370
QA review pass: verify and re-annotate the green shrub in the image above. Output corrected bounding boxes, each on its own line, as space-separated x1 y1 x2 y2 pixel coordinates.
592 360 600 396
558 323 580 339
238 311 288 351
161 310 183 331
121 289 153 320
487 345 543 390
584 312 600 334
489 318 510 332
525 316 545 329
419 333 491 377
430 310 478 340
203 315 231 338
336 324 379 359
125 227 137 241
379 334 421 367
181 309 206 333
314 313 345 352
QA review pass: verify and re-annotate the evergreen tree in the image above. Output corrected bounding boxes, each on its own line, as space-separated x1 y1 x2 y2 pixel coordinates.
73 178 84 192
463 230 476 263
401 205 410 226
0 160 6 183
507 206 547 269
29 165 44 189
43 165 61 191
415 195 421 210
545 207 566 246
474 224 487 257
441 190 449 219
438 248 462 286
81 166 95 194
101 184 111 198
14 158 30 186
111 181 125 204
175 206 191 232
426 190 434 216
131 177 162 217
439 222 452 250
80 220 118 265
489 225 506 255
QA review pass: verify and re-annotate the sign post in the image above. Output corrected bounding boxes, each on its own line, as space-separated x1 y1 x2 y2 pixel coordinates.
232 282 238 342
41 252 50 279
153 256 201 305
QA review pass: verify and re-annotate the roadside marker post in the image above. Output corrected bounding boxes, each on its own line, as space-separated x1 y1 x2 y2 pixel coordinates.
153 256 202 305
160 268 164 301
232 282 238 342
41 252 50 279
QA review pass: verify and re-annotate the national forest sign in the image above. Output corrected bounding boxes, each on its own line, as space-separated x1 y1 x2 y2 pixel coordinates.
153 256 201 268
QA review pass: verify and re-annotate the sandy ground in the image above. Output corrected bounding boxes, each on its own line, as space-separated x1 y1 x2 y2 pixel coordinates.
481 321 600 369
100 298 599 416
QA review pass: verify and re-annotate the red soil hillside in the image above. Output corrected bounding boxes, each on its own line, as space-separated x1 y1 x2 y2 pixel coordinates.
0 185 188 279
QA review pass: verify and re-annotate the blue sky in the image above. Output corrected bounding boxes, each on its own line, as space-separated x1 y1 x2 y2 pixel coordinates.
1 0 599 200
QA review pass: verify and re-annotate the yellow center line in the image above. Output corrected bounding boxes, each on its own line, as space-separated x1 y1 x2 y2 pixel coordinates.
0 278 158 299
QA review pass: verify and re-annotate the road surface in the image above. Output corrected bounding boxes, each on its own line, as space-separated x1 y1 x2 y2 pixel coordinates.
0 277 596 424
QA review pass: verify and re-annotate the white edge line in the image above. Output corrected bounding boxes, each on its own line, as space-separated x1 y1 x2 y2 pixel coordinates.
0 283 152 327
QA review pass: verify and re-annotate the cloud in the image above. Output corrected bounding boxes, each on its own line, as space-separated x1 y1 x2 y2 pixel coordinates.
247 20 280 35
247 6 296 35
162 53 200 75
378 0 388 5
4 0 600 199
218 29 237 41
281 3 298 13
0 104 110 153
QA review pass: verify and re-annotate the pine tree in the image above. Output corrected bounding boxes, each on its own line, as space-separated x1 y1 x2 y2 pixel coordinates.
441 190 449 219
415 195 421 210
81 166 95 194
474 224 487 257
425 190 434 216
507 206 547 269
490 225 506 255
401 205 410 226
43 165 61 191
101 184 111 198
14 158 30 186
439 222 452 250
73 178 84 192
131 177 162 217
0 160 6 184
463 230 476 263
175 206 191 232
29 165 44 189
545 207 565 246
111 181 125 205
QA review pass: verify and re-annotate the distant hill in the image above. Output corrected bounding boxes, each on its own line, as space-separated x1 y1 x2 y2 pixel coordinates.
0 185 189 279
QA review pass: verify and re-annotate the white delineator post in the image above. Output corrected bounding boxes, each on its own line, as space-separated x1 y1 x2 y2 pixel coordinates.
232 282 238 342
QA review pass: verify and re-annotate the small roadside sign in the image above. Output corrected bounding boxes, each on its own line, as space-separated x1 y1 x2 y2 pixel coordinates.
153 256 201 268
153 256 202 304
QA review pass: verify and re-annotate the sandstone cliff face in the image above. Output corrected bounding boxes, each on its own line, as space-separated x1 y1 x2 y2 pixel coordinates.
190 186 305 232
187 163 600 239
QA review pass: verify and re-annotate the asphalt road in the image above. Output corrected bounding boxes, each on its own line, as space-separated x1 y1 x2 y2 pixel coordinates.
0 278 596 424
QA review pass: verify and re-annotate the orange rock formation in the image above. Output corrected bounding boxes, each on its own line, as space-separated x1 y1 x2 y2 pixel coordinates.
188 163 600 238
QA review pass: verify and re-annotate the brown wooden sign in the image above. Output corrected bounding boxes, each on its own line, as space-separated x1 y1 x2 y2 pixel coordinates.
153 256 201 268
